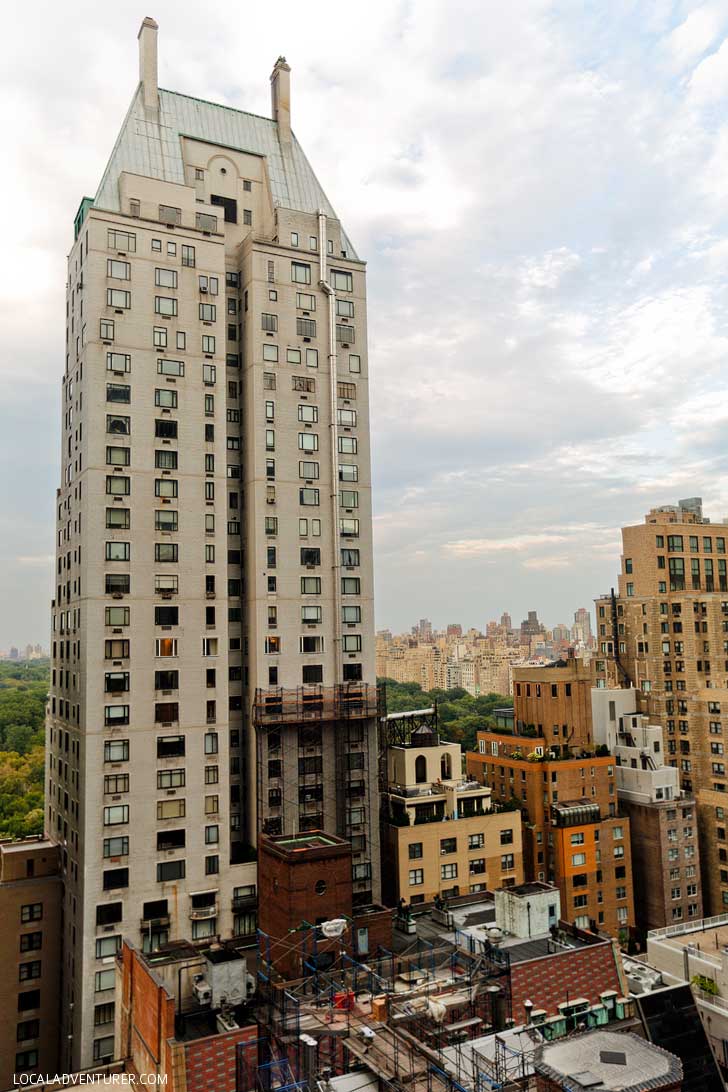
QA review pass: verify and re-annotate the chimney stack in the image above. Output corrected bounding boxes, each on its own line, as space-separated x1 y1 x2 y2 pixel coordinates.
138 17 159 117
270 56 291 144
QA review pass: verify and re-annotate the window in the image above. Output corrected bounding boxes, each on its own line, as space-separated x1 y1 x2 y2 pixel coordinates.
349 354 361 373
106 446 130 468
261 313 278 332
103 836 129 858
340 518 359 537
106 351 130 374
331 269 353 291
106 288 131 309
300 488 320 506
409 869 424 886
299 432 319 452
95 969 115 992
155 267 178 289
339 436 358 454
297 318 317 338
105 541 130 562
292 262 312 284
155 388 177 408
157 860 185 882
182 244 195 267
298 404 319 423
441 863 458 880
340 490 359 508
20 904 42 925
302 606 322 623
157 357 184 377
106 383 130 406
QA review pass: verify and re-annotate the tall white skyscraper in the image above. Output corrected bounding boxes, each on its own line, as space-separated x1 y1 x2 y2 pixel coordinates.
48 19 379 1068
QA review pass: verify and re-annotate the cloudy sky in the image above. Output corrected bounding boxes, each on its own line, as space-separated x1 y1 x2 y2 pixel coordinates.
3 0 728 647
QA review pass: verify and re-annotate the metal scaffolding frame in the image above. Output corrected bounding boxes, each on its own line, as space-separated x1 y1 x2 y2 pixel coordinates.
245 922 514 1092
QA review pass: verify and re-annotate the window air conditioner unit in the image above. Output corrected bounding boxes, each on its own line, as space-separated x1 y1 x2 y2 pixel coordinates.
200 285 208 293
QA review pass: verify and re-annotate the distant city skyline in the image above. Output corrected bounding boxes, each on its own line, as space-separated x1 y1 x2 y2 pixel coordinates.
378 603 594 637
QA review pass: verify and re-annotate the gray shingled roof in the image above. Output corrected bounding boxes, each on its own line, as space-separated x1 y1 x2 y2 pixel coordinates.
93 84 357 258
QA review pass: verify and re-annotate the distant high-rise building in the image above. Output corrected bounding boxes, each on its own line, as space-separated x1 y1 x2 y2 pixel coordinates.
519 610 544 643
595 499 727 914
417 618 433 641
573 607 593 644
446 624 462 638
500 612 512 631
47 21 379 1069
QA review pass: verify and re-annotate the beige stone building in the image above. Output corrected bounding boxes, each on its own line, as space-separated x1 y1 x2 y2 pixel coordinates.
48 20 378 1070
381 710 523 905
595 498 728 917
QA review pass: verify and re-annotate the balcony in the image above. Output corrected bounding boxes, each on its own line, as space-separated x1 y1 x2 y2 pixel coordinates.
139 916 170 929
190 904 218 920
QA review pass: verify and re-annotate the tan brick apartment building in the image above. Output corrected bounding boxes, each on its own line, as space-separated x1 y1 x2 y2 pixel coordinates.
381 710 524 905
595 499 727 915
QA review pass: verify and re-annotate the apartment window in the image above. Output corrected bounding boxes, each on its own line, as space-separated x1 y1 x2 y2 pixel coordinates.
20 904 42 925
157 860 186 882
155 388 177 408
349 354 361 373
181 244 195 267
103 805 129 826
297 318 317 338
292 261 311 284
155 479 178 499
340 518 360 537
409 869 424 886
300 488 320 506
261 313 278 332
106 383 129 405
157 358 184 377
106 288 131 309
339 436 358 454
302 605 322 623
340 490 359 508
441 863 458 880
298 404 319 423
105 541 130 561
196 212 217 232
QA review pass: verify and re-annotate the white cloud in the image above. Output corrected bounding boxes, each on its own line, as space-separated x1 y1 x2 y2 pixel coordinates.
4 1 728 640
688 36 728 103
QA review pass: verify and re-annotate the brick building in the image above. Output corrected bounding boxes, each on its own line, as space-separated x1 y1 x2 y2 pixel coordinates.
381 709 524 906
0 838 62 1086
595 498 728 916
257 832 392 979
467 660 635 937
117 940 257 1092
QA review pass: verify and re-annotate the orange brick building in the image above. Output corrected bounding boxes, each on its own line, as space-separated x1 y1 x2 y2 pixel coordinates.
467 660 635 937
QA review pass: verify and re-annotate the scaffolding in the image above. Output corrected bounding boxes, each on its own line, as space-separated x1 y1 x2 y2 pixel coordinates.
244 921 514 1092
253 685 379 899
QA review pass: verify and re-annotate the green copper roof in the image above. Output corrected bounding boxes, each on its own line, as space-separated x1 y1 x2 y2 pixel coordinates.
94 84 357 259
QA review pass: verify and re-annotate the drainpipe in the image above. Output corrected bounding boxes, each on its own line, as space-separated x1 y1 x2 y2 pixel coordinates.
318 210 342 682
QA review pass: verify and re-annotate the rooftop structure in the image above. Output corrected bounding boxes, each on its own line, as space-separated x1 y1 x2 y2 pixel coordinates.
533 1030 682 1092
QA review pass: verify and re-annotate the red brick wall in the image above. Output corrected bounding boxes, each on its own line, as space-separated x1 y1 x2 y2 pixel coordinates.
259 838 353 978
119 944 177 1077
352 907 393 956
510 941 623 1020
184 1025 257 1092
